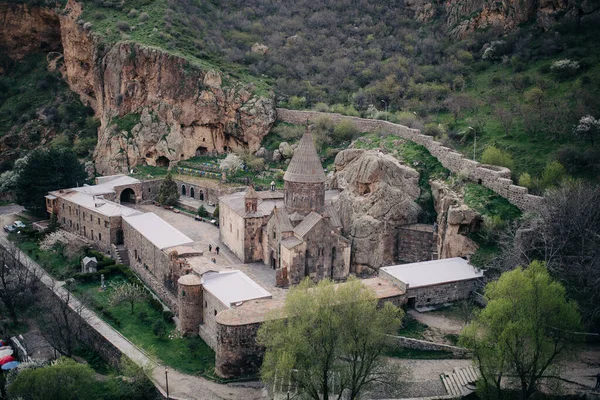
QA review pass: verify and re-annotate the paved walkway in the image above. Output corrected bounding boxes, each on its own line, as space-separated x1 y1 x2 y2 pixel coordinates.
0 234 266 400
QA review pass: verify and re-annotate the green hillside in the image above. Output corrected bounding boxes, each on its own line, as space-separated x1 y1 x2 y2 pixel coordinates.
73 0 600 185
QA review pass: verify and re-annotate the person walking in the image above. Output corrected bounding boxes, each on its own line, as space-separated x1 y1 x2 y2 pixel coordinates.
215 246 220 255
209 244 212 253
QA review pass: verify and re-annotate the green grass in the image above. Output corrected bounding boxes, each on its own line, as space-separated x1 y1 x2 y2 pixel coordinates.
398 315 428 339
463 183 522 221
111 113 141 133
71 277 215 375
130 165 169 179
78 0 272 96
17 240 80 280
385 347 455 360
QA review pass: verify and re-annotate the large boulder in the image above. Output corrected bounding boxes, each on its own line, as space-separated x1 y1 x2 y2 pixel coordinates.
332 149 421 272
430 180 480 259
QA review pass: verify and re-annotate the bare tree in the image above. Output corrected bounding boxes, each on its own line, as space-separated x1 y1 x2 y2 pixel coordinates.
0 242 40 324
36 280 88 357
495 106 515 138
493 181 600 330
109 282 147 314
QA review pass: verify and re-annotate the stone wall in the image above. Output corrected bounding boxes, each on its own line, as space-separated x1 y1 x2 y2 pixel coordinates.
386 335 469 356
199 289 227 350
397 224 437 262
219 201 247 261
215 322 264 378
277 109 544 212
141 179 163 203
408 279 480 307
56 196 117 254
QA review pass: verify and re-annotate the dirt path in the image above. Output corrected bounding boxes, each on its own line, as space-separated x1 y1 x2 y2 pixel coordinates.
408 309 465 334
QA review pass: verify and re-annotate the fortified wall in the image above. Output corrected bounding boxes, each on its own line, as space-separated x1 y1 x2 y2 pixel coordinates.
276 109 544 212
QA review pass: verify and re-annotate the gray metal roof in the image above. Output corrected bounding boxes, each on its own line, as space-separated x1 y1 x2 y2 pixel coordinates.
123 212 194 250
293 211 322 237
281 236 303 249
380 258 484 288
272 207 294 232
283 129 326 183
202 270 272 307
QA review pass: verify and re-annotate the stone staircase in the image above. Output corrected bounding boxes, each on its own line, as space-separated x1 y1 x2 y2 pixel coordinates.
115 244 130 266
440 365 480 397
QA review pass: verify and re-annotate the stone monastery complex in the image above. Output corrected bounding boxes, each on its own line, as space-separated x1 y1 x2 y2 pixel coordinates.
45 128 484 378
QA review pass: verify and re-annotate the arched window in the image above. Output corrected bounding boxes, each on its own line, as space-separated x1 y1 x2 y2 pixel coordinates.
190 187 195 198
181 185 186 196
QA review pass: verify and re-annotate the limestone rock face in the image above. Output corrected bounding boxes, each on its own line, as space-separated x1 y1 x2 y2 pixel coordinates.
0 3 61 62
0 0 277 174
430 180 480 259
332 149 421 272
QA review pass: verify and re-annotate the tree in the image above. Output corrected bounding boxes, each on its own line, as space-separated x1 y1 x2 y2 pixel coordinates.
15 148 86 216
0 242 40 324
157 172 179 207
219 153 243 173
109 282 147 314
258 278 403 400
540 161 566 189
573 115 600 146
7 357 96 400
36 280 87 357
197 205 208 218
494 181 600 330
495 106 515 138
460 261 582 399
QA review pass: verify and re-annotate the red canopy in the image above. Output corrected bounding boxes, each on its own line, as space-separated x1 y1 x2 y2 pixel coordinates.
0 355 15 365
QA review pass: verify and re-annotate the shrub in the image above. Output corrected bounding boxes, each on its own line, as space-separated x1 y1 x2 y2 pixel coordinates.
162 310 175 322
332 120 359 143
197 205 208 218
138 12 149 22
127 8 138 18
288 96 307 110
541 161 567 188
550 59 580 80
480 146 515 170
115 21 130 32
518 173 532 189
152 320 167 338
422 123 444 138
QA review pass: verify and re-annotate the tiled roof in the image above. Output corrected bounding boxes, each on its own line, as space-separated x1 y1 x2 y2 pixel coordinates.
272 207 294 232
324 205 342 228
284 129 326 183
244 186 259 199
219 191 284 218
281 236 303 249
293 211 322 237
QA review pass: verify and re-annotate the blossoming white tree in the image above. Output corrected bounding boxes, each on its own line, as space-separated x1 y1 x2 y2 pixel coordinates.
574 115 600 146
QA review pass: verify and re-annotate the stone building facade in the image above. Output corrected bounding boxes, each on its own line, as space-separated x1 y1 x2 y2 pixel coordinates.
219 129 351 287
397 224 437 263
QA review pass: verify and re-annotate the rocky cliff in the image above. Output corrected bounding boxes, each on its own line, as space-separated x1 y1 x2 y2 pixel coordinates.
407 0 600 38
430 180 480 259
0 3 61 64
1 0 276 174
332 149 422 273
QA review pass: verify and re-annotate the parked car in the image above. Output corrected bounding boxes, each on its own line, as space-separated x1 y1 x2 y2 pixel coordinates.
13 221 26 229
3 225 16 233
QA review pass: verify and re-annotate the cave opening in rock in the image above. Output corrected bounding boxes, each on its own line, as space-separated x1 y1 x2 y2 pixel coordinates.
196 146 208 156
156 156 170 167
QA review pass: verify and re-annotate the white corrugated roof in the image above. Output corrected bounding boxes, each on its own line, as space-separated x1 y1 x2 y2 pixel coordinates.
380 258 483 288
123 212 194 250
202 270 272 307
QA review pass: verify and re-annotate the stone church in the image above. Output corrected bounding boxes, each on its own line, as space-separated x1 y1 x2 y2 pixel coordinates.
219 129 351 287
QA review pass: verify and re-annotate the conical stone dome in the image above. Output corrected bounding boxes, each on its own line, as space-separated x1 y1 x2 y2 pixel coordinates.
283 129 326 183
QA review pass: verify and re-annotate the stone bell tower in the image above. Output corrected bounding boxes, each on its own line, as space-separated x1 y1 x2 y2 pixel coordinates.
283 128 326 215
244 185 259 213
